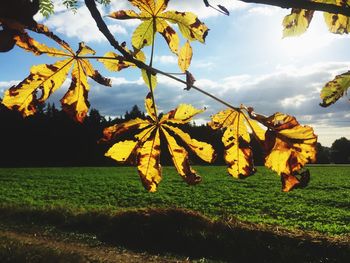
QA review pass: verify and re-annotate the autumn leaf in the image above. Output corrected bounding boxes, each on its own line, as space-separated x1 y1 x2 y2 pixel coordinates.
2 27 111 122
178 41 193 72
98 45 157 90
108 0 209 55
208 109 260 178
320 71 350 107
282 9 314 37
103 93 215 192
257 112 317 191
324 0 350 34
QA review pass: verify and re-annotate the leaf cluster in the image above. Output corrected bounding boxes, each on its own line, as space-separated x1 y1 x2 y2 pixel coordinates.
0 0 331 193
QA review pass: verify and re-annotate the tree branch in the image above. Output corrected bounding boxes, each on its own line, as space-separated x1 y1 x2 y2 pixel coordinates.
237 0 350 16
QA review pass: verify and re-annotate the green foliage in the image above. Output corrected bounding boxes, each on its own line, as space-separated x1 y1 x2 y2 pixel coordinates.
39 0 54 17
63 0 78 12
39 0 111 16
0 166 349 235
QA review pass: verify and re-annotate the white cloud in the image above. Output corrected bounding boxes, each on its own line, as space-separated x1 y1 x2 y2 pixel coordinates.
109 24 127 35
154 55 177 64
248 6 279 16
0 80 19 94
280 95 309 108
34 0 128 43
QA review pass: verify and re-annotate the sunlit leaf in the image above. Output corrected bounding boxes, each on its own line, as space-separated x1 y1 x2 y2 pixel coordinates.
320 71 350 107
178 41 193 72
324 0 350 34
3 59 73 117
161 103 204 124
137 128 162 192
103 93 213 191
101 118 151 141
282 9 314 37
142 69 158 91
105 140 140 162
156 18 179 53
98 46 146 72
161 127 202 185
163 11 209 43
60 61 90 122
132 19 155 50
209 109 255 178
2 28 110 122
163 124 216 163
246 116 266 142
260 113 317 190
108 0 209 54
145 92 157 121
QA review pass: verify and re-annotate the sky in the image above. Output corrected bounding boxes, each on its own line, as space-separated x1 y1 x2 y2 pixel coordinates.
0 0 349 147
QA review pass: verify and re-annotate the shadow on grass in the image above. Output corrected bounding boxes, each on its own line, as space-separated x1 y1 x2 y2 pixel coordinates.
0 206 349 262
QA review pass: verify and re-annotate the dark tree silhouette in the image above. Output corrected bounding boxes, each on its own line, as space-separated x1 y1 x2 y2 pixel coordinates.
331 137 350 164
316 143 331 164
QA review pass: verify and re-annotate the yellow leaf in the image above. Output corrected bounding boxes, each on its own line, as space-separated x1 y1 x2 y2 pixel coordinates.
163 124 215 163
221 114 255 178
2 28 110 122
14 31 69 57
109 0 208 53
60 61 90 123
282 9 314 37
161 104 204 124
209 109 266 178
262 113 317 185
245 115 266 142
137 128 162 192
145 92 157 121
76 42 95 56
141 69 157 91
129 0 155 15
102 118 151 141
162 11 209 43
132 20 155 50
208 109 238 130
98 51 134 72
324 0 350 34
155 0 169 14
108 10 140 19
2 58 73 117
156 19 179 54
161 127 202 185
178 41 192 72
320 71 350 107
103 95 210 191
106 126 155 163
79 59 112 87
105 140 140 162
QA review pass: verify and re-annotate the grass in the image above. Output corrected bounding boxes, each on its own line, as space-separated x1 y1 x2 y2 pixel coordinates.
0 166 349 236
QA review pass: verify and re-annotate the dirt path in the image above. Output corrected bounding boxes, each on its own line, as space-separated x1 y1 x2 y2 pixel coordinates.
0 230 187 263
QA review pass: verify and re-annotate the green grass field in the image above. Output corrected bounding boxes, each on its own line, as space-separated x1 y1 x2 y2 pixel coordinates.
0 166 349 236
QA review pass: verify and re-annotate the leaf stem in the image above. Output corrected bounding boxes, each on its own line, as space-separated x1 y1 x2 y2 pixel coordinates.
148 17 158 122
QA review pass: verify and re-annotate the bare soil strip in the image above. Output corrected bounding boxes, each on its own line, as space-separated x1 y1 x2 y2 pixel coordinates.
0 230 185 263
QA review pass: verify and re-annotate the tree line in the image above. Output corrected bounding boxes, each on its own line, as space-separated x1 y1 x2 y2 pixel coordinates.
0 101 349 167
